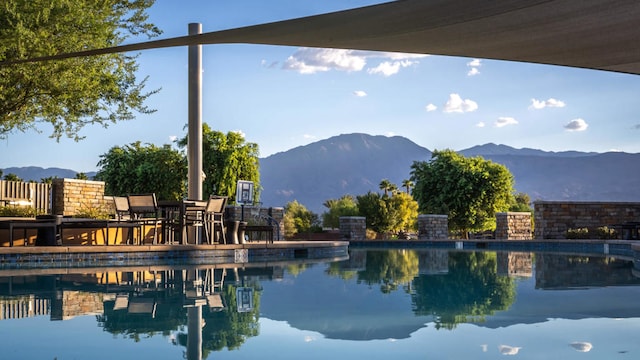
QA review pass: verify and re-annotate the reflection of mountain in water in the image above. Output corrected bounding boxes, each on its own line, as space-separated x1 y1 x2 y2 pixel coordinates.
260 263 430 341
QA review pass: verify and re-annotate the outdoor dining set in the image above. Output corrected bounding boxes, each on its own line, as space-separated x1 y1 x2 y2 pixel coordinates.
112 193 230 245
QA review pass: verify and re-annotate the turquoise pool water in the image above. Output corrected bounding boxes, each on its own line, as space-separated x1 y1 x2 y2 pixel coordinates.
2 249 639 359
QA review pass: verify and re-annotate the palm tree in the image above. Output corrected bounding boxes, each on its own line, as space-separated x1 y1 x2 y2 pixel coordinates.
402 179 414 194
379 179 395 197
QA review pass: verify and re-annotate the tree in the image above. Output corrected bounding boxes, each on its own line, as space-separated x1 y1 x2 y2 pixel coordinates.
283 200 320 237
322 195 359 229
3 173 22 181
74 172 89 180
411 149 514 238
96 141 187 200
389 191 419 233
509 192 533 212
0 0 161 140
356 191 397 235
402 179 414 194
378 179 396 197
178 124 260 203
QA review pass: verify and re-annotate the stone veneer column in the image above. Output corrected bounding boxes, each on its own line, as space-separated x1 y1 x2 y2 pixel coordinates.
418 214 449 240
495 212 532 240
51 178 109 216
339 216 366 241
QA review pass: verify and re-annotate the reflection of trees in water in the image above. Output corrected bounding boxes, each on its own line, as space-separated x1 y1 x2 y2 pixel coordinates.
356 250 419 293
176 284 261 358
412 252 516 329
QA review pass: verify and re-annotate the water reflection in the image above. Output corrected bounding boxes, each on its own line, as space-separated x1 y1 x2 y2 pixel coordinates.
1 250 639 359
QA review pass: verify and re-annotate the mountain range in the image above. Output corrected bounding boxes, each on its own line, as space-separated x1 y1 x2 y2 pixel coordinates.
5 133 640 214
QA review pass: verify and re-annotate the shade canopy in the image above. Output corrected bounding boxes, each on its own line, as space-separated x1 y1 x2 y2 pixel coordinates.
6 0 640 75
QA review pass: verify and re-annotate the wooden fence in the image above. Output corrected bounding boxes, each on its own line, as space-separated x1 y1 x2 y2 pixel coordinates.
0 180 51 213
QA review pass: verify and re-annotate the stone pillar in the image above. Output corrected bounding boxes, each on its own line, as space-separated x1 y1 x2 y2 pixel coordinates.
51 178 109 216
418 214 448 240
495 212 532 240
339 216 366 241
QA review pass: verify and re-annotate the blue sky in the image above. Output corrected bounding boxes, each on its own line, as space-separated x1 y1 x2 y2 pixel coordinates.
3 0 640 172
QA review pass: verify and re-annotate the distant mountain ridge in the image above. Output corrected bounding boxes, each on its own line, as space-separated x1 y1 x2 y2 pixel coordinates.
5 134 640 214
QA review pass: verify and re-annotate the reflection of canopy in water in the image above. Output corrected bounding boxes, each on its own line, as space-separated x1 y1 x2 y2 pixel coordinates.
8 0 640 75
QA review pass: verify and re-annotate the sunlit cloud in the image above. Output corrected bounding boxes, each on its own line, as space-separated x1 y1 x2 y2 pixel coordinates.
353 90 367 97
498 345 522 355
476 121 486 128
467 58 481 76
443 93 478 113
529 98 566 109
261 59 279 69
367 59 417 76
564 118 588 131
169 135 177 142
386 132 396 137
425 103 437 112
495 117 518 127
303 134 317 140
304 336 316 342
569 342 593 352
283 48 426 75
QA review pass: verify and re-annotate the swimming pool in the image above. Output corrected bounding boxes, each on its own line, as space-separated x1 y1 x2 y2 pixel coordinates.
2 248 639 359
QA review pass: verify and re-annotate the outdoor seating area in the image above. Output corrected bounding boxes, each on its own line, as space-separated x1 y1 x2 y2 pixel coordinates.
1 193 279 247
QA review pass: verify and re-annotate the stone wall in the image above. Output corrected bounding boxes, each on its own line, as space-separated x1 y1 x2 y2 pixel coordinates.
495 212 532 240
339 216 366 241
417 214 448 240
534 201 640 239
51 178 110 216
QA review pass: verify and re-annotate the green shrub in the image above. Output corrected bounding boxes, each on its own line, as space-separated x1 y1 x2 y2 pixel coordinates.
566 227 617 240
0 206 39 217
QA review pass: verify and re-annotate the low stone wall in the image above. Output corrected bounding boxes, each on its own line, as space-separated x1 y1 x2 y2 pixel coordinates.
495 212 532 240
534 201 640 239
418 214 448 240
52 178 110 216
339 216 366 241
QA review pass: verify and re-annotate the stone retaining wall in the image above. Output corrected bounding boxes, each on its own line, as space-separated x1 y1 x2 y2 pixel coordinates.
534 201 640 239
339 216 366 241
51 178 110 216
418 214 448 240
495 212 532 240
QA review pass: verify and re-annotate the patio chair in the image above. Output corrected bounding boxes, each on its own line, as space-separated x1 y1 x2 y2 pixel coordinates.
127 194 162 244
203 196 227 244
182 199 207 244
111 196 142 245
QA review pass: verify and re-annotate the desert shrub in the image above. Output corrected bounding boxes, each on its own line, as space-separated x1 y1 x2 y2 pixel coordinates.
566 227 617 240
0 206 39 217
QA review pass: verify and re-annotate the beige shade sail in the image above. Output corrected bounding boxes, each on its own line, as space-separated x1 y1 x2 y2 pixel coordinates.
4 0 640 75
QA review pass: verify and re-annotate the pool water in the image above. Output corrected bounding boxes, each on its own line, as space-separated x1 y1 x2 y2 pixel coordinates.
2 249 640 359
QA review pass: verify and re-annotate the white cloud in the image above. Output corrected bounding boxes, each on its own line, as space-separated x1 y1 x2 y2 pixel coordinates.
495 117 518 127
386 132 396 137
467 59 481 76
498 345 522 355
467 59 481 67
564 118 588 131
570 342 593 352
367 59 417 76
353 90 367 97
169 135 177 142
425 103 437 112
283 48 426 75
303 134 316 140
530 98 566 109
443 93 478 113
476 121 486 128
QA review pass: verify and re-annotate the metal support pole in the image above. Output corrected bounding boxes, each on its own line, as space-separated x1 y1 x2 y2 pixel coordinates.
188 23 203 201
